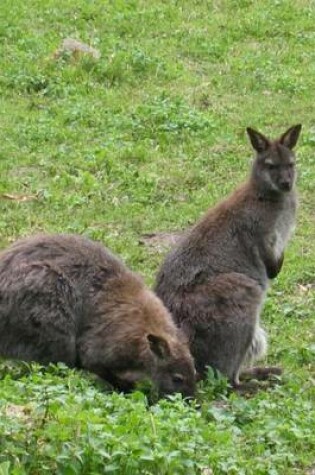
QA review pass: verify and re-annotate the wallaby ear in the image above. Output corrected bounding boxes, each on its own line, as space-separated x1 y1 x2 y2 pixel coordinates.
279 124 302 150
246 127 270 153
147 334 170 360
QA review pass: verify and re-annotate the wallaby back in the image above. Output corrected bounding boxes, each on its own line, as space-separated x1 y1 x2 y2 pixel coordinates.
0 234 196 398
155 125 301 385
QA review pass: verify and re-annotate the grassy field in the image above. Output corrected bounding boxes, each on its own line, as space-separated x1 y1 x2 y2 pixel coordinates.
0 1 314 473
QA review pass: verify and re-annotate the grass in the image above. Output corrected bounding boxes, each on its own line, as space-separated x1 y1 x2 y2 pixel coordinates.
0 0 314 473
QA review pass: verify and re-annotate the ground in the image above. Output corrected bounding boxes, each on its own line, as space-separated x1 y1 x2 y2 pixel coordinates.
0 1 314 474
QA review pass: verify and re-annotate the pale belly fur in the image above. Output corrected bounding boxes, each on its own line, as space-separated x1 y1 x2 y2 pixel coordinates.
270 213 296 261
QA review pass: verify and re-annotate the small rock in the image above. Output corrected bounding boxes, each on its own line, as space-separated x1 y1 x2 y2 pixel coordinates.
4 404 30 420
54 38 101 60
201 468 214 475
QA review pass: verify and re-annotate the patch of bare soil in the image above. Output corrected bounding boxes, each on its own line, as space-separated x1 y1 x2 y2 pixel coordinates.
139 231 182 252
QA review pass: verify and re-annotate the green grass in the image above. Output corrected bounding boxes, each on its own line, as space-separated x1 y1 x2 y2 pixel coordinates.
0 1 314 473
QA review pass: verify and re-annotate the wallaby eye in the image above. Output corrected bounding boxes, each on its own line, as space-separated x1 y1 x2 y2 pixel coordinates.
172 373 184 384
266 162 276 170
288 163 294 168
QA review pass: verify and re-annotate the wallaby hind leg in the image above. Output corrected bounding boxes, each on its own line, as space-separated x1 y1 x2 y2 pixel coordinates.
186 319 253 386
240 366 282 381
177 272 263 386
240 324 282 383
232 366 283 396
0 262 80 366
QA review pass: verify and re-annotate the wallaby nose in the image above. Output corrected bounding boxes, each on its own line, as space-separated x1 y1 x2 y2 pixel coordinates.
279 181 291 191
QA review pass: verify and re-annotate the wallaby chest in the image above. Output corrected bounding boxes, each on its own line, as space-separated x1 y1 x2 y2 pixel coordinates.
265 195 297 260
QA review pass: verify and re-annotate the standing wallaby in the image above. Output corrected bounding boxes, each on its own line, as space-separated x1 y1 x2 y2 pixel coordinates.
155 125 302 387
0 234 196 398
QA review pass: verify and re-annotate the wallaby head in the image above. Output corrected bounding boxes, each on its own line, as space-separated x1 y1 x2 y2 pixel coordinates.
112 332 196 398
146 332 196 398
247 124 302 194
83 286 197 398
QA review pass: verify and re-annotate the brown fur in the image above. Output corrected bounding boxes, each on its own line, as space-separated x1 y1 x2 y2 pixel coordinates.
0 234 196 398
155 125 301 387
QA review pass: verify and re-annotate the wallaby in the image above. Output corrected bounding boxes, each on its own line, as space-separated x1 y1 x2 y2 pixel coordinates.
155 125 302 387
0 234 196 398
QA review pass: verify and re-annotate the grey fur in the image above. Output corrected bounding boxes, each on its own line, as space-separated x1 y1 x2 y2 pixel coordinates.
0 234 196 397
155 125 301 385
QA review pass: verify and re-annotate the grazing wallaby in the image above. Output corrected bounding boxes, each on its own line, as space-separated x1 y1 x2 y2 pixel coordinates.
0 234 196 398
155 125 302 387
